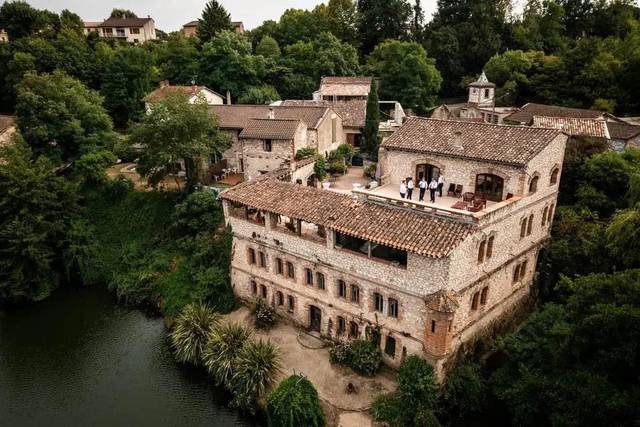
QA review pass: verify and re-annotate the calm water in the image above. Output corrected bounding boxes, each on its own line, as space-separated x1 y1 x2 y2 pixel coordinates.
0 286 256 427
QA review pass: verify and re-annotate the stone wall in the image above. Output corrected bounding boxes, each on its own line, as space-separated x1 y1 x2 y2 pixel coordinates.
221 129 241 171
315 109 345 156
242 138 295 180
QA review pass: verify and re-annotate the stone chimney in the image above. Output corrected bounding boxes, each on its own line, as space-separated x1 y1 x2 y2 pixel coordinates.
451 131 464 151
226 90 231 105
268 107 275 120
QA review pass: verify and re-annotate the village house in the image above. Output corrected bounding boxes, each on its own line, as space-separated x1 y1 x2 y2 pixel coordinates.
182 20 244 37
83 17 156 43
313 76 372 102
219 117 567 377
209 105 344 179
144 81 226 111
431 72 518 124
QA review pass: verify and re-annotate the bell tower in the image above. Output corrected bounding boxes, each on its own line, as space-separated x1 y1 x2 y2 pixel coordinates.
467 71 495 109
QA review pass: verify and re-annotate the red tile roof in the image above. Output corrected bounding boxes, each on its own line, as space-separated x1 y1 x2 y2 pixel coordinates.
221 178 475 258
281 100 365 128
381 117 561 167
607 122 640 140
504 103 605 124
531 116 609 138
209 105 330 130
319 76 372 97
98 17 153 27
144 85 222 103
239 118 302 140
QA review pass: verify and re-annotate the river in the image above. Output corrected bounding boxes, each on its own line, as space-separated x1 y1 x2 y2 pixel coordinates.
0 285 257 427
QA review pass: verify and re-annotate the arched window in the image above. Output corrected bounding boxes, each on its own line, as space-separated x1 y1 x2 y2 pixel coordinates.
480 287 489 305
350 284 360 304
513 265 521 283
550 167 559 185
547 204 555 224
259 284 267 299
250 280 257 295
542 206 549 226
477 240 486 263
520 218 527 239
486 236 495 259
529 176 539 194
527 214 534 235
475 174 504 202
276 291 284 306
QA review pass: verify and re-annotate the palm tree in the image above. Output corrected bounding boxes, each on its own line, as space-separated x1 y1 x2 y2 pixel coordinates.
230 339 281 411
170 302 220 365
202 322 252 387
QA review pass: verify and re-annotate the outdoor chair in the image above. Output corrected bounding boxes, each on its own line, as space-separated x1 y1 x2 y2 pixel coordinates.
467 199 485 212
463 192 475 205
447 183 456 197
454 184 463 198
474 193 487 208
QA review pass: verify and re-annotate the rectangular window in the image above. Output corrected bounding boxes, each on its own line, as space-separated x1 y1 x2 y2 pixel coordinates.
316 272 325 290
542 207 549 226
104 28 113 34
275 258 283 275
431 320 436 333
513 264 521 283
349 321 359 338
527 214 534 235
471 292 479 310
305 268 313 286
247 248 256 265
277 291 284 306
384 336 396 358
287 295 295 312
116 28 125 37
259 251 267 268
520 219 527 239
350 285 360 304
520 260 528 280
478 240 486 263
480 286 488 305
388 298 398 318
263 139 272 152
260 284 267 299
251 280 257 295
130 27 140 34
337 316 346 335
287 262 295 279
374 292 384 313
337 280 346 298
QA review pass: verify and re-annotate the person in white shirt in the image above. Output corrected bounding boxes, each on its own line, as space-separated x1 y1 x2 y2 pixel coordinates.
437 174 445 197
400 180 407 199
419 177 427 201
428 178 438 202
406 178 414 200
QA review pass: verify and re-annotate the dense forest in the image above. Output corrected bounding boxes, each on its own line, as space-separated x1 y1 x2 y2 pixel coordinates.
1 0 640 426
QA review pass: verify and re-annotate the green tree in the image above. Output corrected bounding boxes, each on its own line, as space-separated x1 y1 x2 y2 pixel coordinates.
59 9 83 34
110 8 137 19
357 0 412 55
197 0 233 43
158 35 200 85
367 40 442 113
74 150 117 185
101 45 155 128
0 139 79 302
0 1 43 40
172 191 224 238
238 85 280 105
324 0 359 46
230 339 282 411
170 302 220 365
202 322 252 387
255 35 281 61
371 356 440 427
605 205 640 268
16 70 115 161
267 374 325 427
440 364 488 426
275 8 322 46
363 80 380 159
129 92 229 192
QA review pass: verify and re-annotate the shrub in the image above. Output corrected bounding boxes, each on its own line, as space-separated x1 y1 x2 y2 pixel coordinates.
295 147 317 160
172 191 223 238
335 143 354 164
329 160 347 175
252 298 277 329
202 322 252 387
364 164 377 180
329 341 351 364
314 157 327 182
347 339 382 377
267 374 325 427
440 364 488 426
104 174 134 198
230 339 281 411
170 302 220 365
75 150 117 184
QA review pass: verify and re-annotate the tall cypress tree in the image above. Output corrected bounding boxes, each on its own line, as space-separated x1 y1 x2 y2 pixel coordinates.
197 0 233 43
364 80 380 160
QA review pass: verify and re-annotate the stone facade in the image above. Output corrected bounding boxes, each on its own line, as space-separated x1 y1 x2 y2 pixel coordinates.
221 121 568 378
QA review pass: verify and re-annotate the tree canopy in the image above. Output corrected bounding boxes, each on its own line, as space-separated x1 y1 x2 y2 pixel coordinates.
197 0 233 43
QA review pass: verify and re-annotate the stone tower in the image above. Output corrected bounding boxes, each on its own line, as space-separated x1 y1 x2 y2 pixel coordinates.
424 290 458 358
467 71 495 108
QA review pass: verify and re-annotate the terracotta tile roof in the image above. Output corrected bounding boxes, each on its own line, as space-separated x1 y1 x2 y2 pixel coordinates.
424 290 459 312
144 85 222 103
504 103 605 124
183 20 198 27
281 100 365 128
221 178 475 258
607 122 640 140
319 76 372 97
239 118 302 140
209 105 329 130
381 117 561 167
98 17 153 27
531 116 609 138
0 115 15 134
